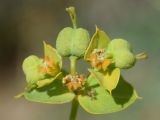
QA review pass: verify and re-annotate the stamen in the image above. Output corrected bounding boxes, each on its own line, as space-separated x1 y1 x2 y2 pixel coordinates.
62 74 85 90
89 49 112 70
92 49 105 55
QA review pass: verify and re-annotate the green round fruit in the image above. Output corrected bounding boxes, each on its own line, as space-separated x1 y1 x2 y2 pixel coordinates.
113 50 136 69
107 39 131 53
22 55 46 84
56 27 90 57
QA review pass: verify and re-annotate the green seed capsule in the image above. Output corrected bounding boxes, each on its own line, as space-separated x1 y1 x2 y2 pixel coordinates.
22 55 46 84
107 39 131 53
56 27 90 57
105 39 136 69
56 27 71 56
113 50 136 69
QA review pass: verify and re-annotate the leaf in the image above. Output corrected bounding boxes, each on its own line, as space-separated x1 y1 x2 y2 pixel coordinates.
24 79 75 104
78 75 139 114
84 26 111 60
89 68 120 94
43 41 62 69
22 55 46 84
36 72 62 88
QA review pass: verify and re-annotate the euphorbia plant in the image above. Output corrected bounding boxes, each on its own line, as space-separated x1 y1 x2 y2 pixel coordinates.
16 6 147 120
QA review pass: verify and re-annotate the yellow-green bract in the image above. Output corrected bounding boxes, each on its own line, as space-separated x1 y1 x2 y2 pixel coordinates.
89 68 121 95
78 75 139 114
84 26 111 60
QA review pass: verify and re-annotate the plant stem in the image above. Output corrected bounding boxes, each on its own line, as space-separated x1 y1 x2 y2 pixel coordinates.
69 97 79 120
69 56 79 120
70 56 77 75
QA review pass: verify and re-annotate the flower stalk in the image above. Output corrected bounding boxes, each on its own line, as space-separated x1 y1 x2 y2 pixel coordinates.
70 56 78 75
69 97 79 120
69 56 79 120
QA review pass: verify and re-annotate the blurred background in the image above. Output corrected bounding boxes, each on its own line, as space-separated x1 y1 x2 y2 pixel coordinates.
0 0 159 120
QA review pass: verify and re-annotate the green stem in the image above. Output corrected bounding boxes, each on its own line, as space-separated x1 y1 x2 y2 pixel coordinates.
69 56 79 120
70 56 77 75
66 6 77 29
69 97 79 120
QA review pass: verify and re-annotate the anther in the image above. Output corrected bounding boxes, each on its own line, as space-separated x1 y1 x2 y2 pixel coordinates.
62 74 85 90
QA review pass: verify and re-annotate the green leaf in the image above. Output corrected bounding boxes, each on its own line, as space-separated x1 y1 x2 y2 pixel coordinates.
89 68 120 94
78 75 139 114
22 55 46 84
44 41 62 69
24 79 75 104
84 26 111 60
